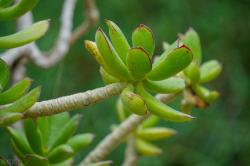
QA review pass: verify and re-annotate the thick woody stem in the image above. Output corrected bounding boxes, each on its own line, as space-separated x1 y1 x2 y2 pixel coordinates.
23 83 126 118
81 94 176 164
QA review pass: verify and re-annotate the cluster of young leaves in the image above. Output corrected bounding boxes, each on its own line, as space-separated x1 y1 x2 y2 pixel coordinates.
86 21 222 159
6 113 94 166
85 20 194 122
178 29 222 113
0 0 49 49
0 59 40 126
116 106 176 157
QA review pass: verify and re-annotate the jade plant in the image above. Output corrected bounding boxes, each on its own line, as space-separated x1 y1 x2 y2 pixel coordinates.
0 4 222 163
0 0 49 49
84 20 222 163
0 59 40 126
6 113 94 166
85 20 194 122
0 0 49 125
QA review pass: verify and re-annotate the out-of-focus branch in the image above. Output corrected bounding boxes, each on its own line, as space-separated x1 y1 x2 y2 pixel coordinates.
122 135 138 166
81 114 149 165
69 0 99 44
81 94 176 164
23 83 126 118
0 0 99 68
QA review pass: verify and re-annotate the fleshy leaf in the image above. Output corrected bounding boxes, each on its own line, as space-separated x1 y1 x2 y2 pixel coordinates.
0 78 32 105
0 20 49 49
143 77 185 93
140 115 159 128
136 83 194 122
0 0 38 20
135 138 162 156
48 144 74 164
25 154 49 166
24 119 44 155
95 28 130 80
49 114 80 150
0 59 9 91
148 45 193 81
99 67 119 85
126 47 152 80
136 127 177 140
121 85 148 115
184 62 200 84
180 28 202 63
106 20 130 62
67 133 94 153
132 24 155 57
0 112 22 126
0 87 41 113
200 60 222 83
6 127 33 155
0 0 13 8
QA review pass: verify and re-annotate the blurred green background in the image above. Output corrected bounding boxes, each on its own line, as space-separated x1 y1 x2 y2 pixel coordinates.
1 0 250 165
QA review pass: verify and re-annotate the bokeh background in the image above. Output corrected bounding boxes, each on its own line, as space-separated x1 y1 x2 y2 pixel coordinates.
1 0 250 165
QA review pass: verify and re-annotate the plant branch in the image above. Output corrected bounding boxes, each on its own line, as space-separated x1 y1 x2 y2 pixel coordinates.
0 0 99 68
81 94 176 164
23 83 126 118
122 135 138 166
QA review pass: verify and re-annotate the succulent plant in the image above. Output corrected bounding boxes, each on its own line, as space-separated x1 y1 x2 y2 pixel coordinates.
6 113 94 166
0 59 40 126
0 0 49 49
85 20 194 122
178 29 222 113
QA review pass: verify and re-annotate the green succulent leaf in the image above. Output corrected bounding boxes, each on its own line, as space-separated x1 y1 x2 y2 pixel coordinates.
135 138 162 157
0 112 22 126
106 20 130 62
0 0 38 20
67 133 94 153
0 87 41 113
95 28 130 80
121 85 148 115
136 127 177 141
0 20 49 49
24 119 44 155
116 97 127 122
184 62 200 84
180 28 202 63
37 117 49 148
153 40 178 66
148 45 193 81
192 84 219 103
140 115 159 128
126 47 152 80
6 127 33 155
136 83 194 122
200 60 222 83
143 77 185 93
85 40 113 75
0 59 9 91
132 24 155 57
0 78 32 105
99 67 119 84
48 144 74 164
0 0 13 8
10 139 25 162
162 41 170 50
50 114 80 150
25 154 49 166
